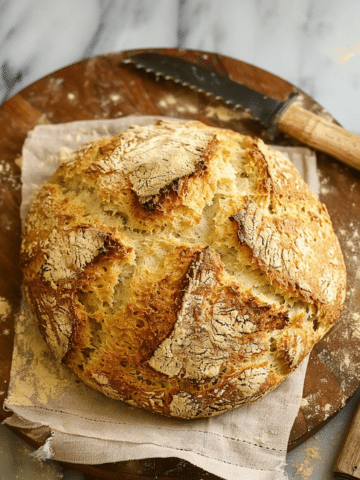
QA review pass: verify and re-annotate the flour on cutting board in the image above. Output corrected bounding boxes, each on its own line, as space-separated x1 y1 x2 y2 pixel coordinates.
0 296 11 336
323 180 360 363
300 392 337 424
0 297 11 321
352 313 360 339
97 93 124 117
0 159 21 192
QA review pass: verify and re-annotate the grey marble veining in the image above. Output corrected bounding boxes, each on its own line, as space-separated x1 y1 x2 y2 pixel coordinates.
0 0 179 103
1 1 360 479
178 0 360 133
1 0 360 134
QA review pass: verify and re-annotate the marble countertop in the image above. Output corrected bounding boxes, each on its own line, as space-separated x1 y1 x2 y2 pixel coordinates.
1 1 360 479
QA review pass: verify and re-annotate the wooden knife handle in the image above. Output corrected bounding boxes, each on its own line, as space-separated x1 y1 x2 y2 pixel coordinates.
333 399 360 479
277 103 360 171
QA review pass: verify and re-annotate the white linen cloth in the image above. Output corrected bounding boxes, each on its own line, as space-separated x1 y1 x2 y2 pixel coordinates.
4 115 319 480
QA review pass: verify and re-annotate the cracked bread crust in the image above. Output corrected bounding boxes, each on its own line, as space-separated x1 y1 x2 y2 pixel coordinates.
21 119 346 418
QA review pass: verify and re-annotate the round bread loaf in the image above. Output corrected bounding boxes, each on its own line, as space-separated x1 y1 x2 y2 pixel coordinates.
21 119 346 418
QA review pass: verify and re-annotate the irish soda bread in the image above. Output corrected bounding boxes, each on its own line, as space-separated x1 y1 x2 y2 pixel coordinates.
21 119 346 418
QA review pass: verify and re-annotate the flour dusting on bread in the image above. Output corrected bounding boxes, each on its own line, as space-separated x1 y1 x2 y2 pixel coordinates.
21 119 346 418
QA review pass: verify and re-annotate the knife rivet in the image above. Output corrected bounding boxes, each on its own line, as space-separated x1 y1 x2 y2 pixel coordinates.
354 466 358 471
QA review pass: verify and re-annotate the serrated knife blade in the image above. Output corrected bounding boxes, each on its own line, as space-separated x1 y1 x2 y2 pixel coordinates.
125 51 297 132
124 52 360 171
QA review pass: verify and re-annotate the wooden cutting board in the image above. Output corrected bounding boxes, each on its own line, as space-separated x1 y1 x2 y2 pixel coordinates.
0 48 359 480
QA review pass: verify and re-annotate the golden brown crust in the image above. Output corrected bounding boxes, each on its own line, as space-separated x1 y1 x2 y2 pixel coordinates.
21 119 347 418
230 137 346 330
230 197 344 318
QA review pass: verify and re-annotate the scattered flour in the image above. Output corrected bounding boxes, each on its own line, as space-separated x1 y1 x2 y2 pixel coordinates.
15 156 23 168
109 93 121 102
0 159 21 191
320 185 330 195
293 461 313 479
306 446 320 460
351 312 360 339
293 446 321 479
0 297 11 321
7 306 76 407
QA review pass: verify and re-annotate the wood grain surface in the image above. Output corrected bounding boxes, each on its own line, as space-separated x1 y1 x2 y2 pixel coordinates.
0 48 359 480
333 398 360 478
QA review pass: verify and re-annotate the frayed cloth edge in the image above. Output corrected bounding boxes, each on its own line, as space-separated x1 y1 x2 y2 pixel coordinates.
275 460 288 480
30 433 55 461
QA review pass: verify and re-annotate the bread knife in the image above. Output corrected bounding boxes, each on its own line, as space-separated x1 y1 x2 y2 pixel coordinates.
124 52 360 171
333 398 360 479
